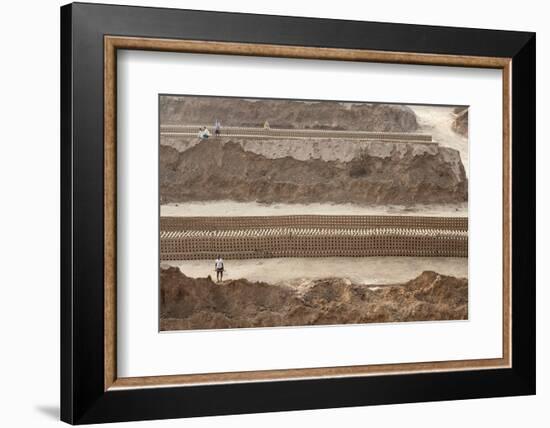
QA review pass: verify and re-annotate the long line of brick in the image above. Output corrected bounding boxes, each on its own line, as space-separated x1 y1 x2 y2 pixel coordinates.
160 215 468 231
160 125 433 142
160 215 468 260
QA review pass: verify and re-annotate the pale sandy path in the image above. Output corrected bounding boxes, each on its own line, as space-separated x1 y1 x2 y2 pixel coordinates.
163 256 468 286
409 105 469 176
161 201 467 217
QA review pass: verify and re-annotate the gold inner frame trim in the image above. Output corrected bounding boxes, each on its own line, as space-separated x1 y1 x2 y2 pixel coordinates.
104 35 512 391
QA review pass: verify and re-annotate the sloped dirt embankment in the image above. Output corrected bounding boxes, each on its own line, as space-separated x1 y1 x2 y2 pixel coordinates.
452 107 469 137
160 96 419 131
160 139 468 205
160 267 468 330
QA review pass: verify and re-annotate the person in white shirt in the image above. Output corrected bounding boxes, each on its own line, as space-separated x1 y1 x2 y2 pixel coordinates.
198 127 211 140
214 256 224 282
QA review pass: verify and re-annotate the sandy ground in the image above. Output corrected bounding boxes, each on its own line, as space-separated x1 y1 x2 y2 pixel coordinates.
410 105 469 176
162 256 468 286
161 201 467 217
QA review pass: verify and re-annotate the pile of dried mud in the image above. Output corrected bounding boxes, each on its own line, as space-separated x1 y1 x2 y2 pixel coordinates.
160 139 468 205
160 96 419 132
160 267 468 330
452 107 469 137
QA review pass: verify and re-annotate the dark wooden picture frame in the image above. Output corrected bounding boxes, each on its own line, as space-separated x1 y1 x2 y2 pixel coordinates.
61 2 535 424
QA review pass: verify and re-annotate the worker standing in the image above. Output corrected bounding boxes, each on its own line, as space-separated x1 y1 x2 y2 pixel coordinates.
214 255 224 282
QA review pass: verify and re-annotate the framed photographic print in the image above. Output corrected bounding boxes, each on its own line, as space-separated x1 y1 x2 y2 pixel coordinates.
60 2 536 424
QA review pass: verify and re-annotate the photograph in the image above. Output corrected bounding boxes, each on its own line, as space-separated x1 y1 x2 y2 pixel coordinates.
53 2 536 424
159 95 469 331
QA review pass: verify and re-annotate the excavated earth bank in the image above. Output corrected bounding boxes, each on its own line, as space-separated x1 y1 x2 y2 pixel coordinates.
160 97 419 132
160 139 468 205
452 107 469 137
160 267 468 330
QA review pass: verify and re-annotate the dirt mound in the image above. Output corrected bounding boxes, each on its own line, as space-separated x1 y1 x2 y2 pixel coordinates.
160 267 467 330
452 108 469 137
160 139 468 205
160 96 419 132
